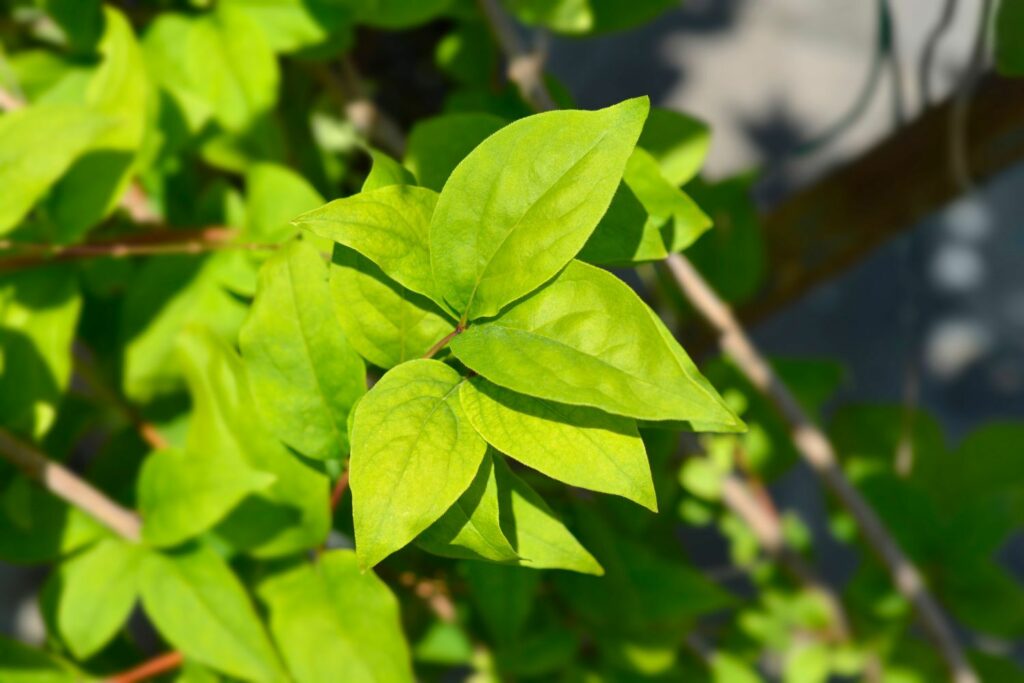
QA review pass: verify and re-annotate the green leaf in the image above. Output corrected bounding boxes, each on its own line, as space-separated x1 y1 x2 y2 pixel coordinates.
56 538 143 658
430 97 649 320
48 6 150 241
578 182 669 265
491 454 603 574
244 163 325 245
417 450 519 562
0 636 75 683
0 477 103 563
0 266 82 439
996 0 1024 75
0 104 110 235
225 0 353 54
329 245 454 369
121 252 253 402
504 0 593 34
450 260 739 426
296 185 443 305
588 0 677 33
140 544 284 682
404 113 505 191
240 240 366 460
138 448 275 548
351 0 453 28
461 562 540 643
350 359 485 567
460 377 656 511
178 329 330 557
624 148 710 253
257 551 414 683
638 107 711 186
362 148 416 191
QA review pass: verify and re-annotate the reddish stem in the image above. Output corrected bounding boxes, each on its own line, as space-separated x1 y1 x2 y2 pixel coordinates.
106 651 183 683
422 325 463 359
330 470 350 511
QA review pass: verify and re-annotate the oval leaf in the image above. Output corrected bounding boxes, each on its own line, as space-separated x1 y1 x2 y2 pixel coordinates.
350 359 486 568
430 97 649 320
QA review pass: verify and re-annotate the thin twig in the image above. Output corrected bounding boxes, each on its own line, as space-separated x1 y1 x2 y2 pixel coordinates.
314 59 407 157
665 253 977 683
0 428 141 541
476 0 558 112
330 470 350 511
950 0 995 190
422 326 463 359
105 651 183 683
918 0 959 106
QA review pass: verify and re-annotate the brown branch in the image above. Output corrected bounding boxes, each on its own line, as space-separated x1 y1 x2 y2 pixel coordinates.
666 253 977 683
0 228 274 272
471 1 976 678
106 651 183 683
476 0 558 112
330 470 350 511
422 326 463 359
0 428 141 542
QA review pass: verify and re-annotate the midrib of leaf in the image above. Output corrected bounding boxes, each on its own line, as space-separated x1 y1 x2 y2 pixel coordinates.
287 255 346 449
460 129 611 317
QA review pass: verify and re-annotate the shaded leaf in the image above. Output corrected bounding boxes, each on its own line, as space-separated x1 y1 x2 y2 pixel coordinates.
404 113 505 191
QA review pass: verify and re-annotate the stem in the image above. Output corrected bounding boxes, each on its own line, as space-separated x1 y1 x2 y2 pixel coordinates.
0 428 141 542
330 470 350 511
422 326 463 359
476 0 558 112
106 651 183 683
473 1 976 678
0 228 274 272
665 253 977 683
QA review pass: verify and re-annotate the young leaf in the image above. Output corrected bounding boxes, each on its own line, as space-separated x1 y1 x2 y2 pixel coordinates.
0 266 82 439
257 551 414 683
56 538 143 659
178 329 330 557
637 107 711 186
624 148 711 253
578 182 669 265
140 544 285 682
450 260 740 426
296 185 442 305
504 0 594 33
349 359 486 568
491 455 603 575
404 113 505 191
0 636 76 683
430 97 649 320
138 448 275 548
417 450 519 562
225 0 353 54
244 163 325 245
460 377 657 511
0 104 111 235
240 240 366 460
329 246 454 369
362 148 416 191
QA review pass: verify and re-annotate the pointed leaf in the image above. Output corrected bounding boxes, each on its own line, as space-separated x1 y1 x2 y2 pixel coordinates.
492 455 602 575
240 240 366 460
638 107 710 186
329 246 454 369
417 450 519 562
140 544 284 682
56 538 143 659
138 448 275 548
461 378 656 510
430 97 649 319
362 148 416 191
450 260 740 425
258 551 413 683
624 148 710 253
297 186 441 303
350 359 485 567
578 182 668 265
244 163 325 245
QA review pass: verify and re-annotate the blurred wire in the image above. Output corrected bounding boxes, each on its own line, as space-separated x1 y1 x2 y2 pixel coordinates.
951 0 995 191
918 0 960 106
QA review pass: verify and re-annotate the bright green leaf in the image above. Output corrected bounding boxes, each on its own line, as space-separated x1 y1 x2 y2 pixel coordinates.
349 359 485 567
578 182 669 265
362 148 416 191
297 185 442 304
244 163 325 245
638 107 711 186
0 636 75 683
56 538 143 659
0 104 110 235
430 97 649 320
178 329 330 557
461 377 656 511
329 246 454 369
624 148 711 253
140 544 284 682
404 113 505 191
258 550 414 682
138 448 275 548
225 0 353 54
417 449 519 562
450 260 739 426
504 0 593 34
240 240 366 460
